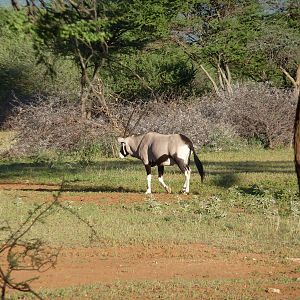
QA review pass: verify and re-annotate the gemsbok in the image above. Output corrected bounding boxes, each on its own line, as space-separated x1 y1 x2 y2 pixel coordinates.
117 132 205 194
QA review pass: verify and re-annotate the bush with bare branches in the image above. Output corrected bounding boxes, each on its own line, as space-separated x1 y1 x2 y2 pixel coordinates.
122 84 295 150
0 186 98 299
223 83 296 148
7 96 115 158
6 83 296 158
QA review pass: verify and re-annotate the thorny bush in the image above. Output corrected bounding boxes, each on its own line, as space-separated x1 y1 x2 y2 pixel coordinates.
222 83 296 148
5 83 296 158
120 83 295 150
6 96 112 157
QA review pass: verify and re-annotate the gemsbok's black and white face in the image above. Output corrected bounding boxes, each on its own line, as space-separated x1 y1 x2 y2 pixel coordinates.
118 138 129 159
117 132 204 194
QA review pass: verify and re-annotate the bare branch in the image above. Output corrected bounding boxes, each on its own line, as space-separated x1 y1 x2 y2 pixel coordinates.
172 37 220 96
200 64 220 96
281 65 300 97
11 0 20 10
218 64 233 95
280 66 297 86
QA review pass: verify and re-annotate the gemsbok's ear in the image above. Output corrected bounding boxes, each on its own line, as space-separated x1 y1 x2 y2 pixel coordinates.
117 137 125 143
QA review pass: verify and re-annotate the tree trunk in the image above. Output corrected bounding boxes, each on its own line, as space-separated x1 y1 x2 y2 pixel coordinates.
294 90 300 193
80 70 92 119
296 65 300 98
280 65 300 97
81 96 89 119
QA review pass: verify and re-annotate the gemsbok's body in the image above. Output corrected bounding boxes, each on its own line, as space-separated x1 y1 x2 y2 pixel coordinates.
117 132 204 194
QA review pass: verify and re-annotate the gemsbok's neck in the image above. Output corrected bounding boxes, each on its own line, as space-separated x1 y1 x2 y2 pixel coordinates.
128 134 144 157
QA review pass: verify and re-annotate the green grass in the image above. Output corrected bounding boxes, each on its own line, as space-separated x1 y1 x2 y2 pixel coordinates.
0 148 298 253
0 148 296 194
1 147 299 299
0 191 299 256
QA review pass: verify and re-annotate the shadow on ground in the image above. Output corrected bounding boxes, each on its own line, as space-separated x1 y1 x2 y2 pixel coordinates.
0 159 294 192
205 160 293 175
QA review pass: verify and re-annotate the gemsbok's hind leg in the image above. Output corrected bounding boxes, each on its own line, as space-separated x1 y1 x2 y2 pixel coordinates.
183 166 191 194
174 157 191 194
158 166 171 193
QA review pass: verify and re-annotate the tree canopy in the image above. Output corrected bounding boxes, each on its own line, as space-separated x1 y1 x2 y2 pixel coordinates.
172 0 300 92
1 0 299 111
27 0 191 118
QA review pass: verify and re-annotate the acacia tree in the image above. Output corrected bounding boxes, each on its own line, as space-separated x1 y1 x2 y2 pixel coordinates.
173 0 300 92
12 0 189 120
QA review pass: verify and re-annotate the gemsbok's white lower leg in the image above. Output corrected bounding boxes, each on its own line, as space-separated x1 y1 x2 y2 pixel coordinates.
158 176 171 193
183 169 191 194
146 174 152 194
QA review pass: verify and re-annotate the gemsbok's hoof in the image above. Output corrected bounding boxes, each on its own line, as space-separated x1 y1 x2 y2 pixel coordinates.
181 189 189 195
165 186 172 194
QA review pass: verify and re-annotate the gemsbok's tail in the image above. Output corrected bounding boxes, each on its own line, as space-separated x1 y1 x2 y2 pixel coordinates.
193 151 205 182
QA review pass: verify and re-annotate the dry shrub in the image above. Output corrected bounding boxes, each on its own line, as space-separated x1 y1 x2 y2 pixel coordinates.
127 99 246 151
223 83 296 148
128 83 295 149
6 83 296 158
7 96 112 157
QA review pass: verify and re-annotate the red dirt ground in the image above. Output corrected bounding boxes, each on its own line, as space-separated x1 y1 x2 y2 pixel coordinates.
7 244 300 299
1 183 300 298
0 182 189 205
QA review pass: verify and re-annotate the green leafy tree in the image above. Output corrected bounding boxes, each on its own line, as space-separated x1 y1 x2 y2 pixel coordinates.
0 7 81 125
174 0 300 93
103 46 197 99
24 0 189 120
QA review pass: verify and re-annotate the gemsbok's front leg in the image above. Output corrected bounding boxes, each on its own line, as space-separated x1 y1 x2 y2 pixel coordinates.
145 164 152 194
158 166 171 193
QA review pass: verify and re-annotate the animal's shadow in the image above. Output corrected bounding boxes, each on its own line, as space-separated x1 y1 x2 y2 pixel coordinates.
0 159 294 193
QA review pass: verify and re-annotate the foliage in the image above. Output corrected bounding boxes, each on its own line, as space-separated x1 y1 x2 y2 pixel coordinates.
33 0 186 56
0 8 79 125
31 0 191 118
178 0 300 87
0 1 299 131
104 46 196 99
1 1 299 121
